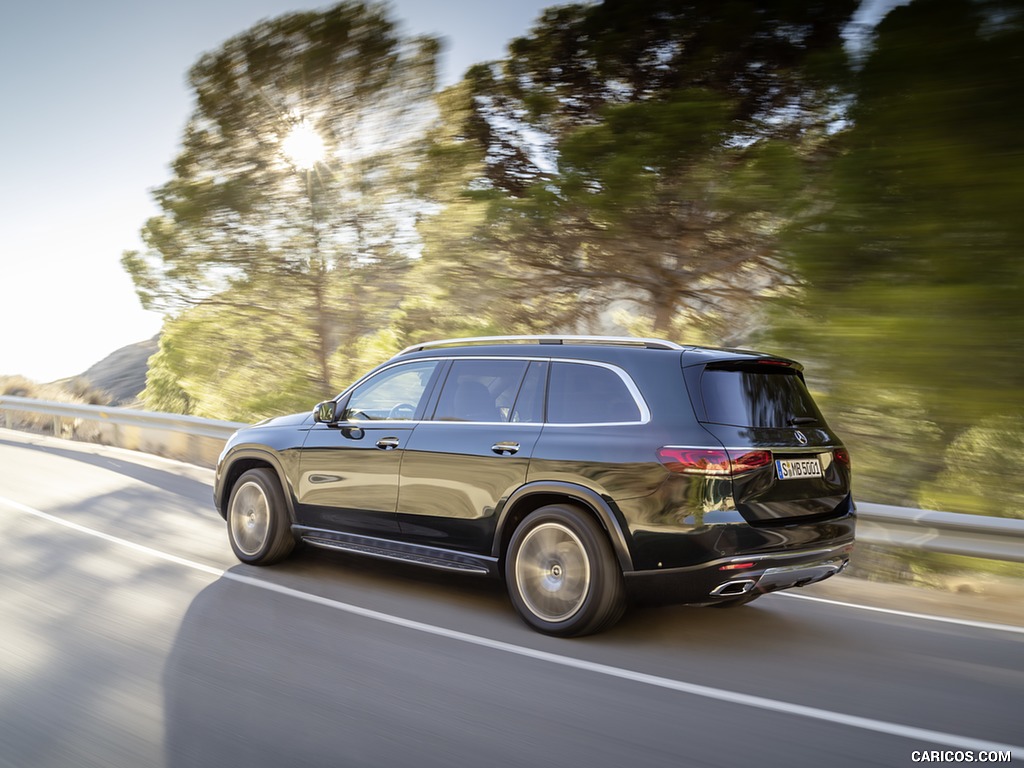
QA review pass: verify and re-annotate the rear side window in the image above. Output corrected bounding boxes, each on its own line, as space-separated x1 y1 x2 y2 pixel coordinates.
547 362 642 424
699 367 824 428
432 359 529 423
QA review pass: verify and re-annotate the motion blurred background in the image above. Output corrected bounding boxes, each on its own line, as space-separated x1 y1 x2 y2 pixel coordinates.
3 0 1022 538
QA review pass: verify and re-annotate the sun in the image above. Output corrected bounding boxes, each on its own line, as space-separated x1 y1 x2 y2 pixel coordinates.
281 121 326 170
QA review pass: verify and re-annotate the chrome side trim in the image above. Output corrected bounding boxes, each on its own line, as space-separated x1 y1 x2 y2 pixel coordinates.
662 444 846 454
741 445 842 455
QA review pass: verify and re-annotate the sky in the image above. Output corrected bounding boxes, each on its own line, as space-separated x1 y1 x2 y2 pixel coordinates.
0 0 553 382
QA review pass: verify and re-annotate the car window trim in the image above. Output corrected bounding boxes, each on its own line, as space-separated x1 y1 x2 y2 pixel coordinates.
543 359 651 427
329 355 650 427
329 358 445 425
428 357 532 424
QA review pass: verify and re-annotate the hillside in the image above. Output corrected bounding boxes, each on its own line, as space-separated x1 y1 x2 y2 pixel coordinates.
72 336 158 405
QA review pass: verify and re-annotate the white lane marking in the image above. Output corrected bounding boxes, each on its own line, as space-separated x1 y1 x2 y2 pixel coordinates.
0 496 224 579
3 494 1022 758
779 592 1024 635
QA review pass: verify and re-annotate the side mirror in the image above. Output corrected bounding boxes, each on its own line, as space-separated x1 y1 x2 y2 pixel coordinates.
314 400 338 424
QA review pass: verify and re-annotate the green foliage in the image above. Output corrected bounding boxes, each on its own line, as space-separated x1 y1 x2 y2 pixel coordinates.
778 0 1024 511
143 284 325 422
141 335 193 415
421 0 856 340
920 417 1024 518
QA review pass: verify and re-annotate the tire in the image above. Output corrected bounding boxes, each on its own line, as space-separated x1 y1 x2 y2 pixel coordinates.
505 504 626 637
226 468 296 565
708 592 762 609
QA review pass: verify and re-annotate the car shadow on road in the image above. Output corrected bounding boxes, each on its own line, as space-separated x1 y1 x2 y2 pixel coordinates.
0 434 214 510
162 548 852 766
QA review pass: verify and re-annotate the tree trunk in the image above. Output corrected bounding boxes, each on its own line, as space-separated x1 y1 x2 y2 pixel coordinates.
652 292 677 337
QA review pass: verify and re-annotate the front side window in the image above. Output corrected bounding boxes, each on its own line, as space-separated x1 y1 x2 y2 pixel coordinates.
546 362 642 424
343 361 440 421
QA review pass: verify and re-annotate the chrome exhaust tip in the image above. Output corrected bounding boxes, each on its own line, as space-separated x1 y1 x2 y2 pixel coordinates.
710 579 756 598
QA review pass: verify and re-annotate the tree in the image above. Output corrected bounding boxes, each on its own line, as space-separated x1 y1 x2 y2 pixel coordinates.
419 0 856 341
123 2 438 414
779 0 1024 508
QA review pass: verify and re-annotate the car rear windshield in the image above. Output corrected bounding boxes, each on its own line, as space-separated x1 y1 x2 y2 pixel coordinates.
699 366 824 428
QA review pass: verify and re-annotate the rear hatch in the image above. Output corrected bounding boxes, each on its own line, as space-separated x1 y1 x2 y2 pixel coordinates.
683 356 852 525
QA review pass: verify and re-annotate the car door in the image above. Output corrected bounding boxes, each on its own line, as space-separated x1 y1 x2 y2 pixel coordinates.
396 359 546 553
294 359 442 537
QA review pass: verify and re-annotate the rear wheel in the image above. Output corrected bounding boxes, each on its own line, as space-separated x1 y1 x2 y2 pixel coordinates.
505 504 625 637
227 468 295 565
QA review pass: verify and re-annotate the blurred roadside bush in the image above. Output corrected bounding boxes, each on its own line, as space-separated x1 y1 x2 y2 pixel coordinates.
775 0 1024 517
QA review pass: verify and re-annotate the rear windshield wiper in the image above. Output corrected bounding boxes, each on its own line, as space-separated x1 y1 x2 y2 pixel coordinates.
788 416 818 426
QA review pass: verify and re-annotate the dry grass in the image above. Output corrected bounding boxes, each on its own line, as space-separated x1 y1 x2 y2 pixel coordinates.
0 375 114 440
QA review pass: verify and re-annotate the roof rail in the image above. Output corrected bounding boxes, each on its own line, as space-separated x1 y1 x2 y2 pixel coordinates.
395 335 685 356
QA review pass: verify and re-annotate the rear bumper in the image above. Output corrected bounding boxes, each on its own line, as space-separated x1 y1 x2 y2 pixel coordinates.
708 555 850 598
623 540 854 605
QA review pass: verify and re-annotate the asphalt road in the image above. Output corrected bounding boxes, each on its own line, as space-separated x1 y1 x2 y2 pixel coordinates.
1 429 1021 768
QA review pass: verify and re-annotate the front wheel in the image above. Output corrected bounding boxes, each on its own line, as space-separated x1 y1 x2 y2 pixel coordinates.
505 505 626 637
226 468 296 565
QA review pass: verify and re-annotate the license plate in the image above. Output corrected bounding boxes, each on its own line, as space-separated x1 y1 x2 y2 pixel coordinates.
776 458 823 480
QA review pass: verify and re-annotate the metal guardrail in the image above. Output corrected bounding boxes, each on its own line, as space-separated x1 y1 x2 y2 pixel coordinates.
0 395 245 466
0 395 244 439
856 502 1024 564
1 396 1022 563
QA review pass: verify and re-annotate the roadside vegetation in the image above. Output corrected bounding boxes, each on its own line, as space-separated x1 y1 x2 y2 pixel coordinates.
0 376 112 438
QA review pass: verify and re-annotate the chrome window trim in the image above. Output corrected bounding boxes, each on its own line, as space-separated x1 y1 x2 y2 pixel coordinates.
329 355 651 427
334 358 443 424
542 358 651 426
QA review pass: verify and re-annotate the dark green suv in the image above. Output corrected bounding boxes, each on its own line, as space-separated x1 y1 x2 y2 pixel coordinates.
215 336 855 636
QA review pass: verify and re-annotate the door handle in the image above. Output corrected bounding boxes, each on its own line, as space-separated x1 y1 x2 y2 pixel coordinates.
491 441 521 456
376 436 401 450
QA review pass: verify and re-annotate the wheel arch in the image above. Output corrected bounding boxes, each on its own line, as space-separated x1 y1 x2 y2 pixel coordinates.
493 482 635 573
217 448 296 523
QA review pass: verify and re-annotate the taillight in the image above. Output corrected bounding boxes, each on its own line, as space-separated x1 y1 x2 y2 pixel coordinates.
834 448 851 467
730 450 774 474
657 447 773 476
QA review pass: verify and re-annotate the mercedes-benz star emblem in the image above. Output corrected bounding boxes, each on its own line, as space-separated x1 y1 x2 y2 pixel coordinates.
794 430 809 445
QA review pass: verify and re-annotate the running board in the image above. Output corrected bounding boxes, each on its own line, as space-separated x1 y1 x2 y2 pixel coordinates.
293 526 497 576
